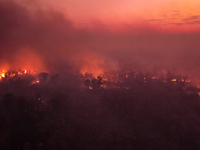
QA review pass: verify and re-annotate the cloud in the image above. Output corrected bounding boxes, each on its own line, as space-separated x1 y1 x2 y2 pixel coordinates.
183 15 200 25
144 19 167 26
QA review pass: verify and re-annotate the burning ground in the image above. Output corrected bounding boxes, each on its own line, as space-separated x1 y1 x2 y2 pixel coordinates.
0 69 200 149
1 0 200 149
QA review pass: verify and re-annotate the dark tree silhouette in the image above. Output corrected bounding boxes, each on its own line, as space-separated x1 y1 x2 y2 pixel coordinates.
38 72 49 83
84 79 91 88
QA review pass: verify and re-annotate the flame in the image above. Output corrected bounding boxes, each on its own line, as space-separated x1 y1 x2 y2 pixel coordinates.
0 69 7 79
80 68 104 78
0 69 41 85
83 70 197 90
1 73 5 78
171 79 176 82
186 80 191 83
73 51 118 78
31 79 40 84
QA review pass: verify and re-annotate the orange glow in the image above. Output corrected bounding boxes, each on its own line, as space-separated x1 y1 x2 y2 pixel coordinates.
186 80 191 83
171 79 177 82
73 51 118 78
1 73 5 78
82 71 196 90
102 76 108 81
59 0 200 33
81 68 104 78
12 48 46 73
0 69 42 84
75 52 105 78
31 79 40 84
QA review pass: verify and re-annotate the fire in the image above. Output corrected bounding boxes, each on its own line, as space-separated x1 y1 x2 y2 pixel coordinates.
31 79 40 84
81 68 104 78
82 70 198 90
185 80 191 83
0 69 42 85
171 79 177 82
73 51 118 79
1 70 6 78
1 73 5 78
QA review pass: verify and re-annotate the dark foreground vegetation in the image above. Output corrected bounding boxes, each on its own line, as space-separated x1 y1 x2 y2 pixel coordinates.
0 72 200 150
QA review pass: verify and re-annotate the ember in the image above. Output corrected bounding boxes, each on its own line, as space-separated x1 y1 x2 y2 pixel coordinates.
81 70 199 92
171 79 177 82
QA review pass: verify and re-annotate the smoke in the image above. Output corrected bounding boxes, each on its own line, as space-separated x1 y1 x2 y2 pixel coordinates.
0 0 200 81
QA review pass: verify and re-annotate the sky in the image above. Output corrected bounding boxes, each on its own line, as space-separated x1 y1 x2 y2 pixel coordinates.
0 0 200 81
15 0 200 29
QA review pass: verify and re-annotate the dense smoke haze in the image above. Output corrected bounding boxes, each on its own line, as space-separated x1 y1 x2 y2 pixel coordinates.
2 1 200 150
1 0 200 79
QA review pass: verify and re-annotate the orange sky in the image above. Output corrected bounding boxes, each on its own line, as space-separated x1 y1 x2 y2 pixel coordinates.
1 0 200 81
14 0 200 31
15 0 200 26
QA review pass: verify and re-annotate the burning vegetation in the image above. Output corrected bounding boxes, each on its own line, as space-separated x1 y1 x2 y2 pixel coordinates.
0 69 39 84
0 68 200 149
0 69 57 86
0 68 198 93
81 70 199 93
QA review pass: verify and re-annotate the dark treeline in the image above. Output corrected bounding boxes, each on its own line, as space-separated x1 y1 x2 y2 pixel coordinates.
0 71 200 150
83 70 193 90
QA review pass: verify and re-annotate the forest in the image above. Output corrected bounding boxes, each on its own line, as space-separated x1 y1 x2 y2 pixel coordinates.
0 70 200 150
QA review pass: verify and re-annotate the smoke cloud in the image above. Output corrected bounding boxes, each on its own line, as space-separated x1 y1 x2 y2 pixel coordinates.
0 0 200 81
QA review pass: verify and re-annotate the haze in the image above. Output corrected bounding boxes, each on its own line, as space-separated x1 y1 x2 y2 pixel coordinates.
0 0 200 81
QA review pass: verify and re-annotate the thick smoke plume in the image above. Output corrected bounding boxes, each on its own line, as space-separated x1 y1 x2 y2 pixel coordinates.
0 1 200 81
